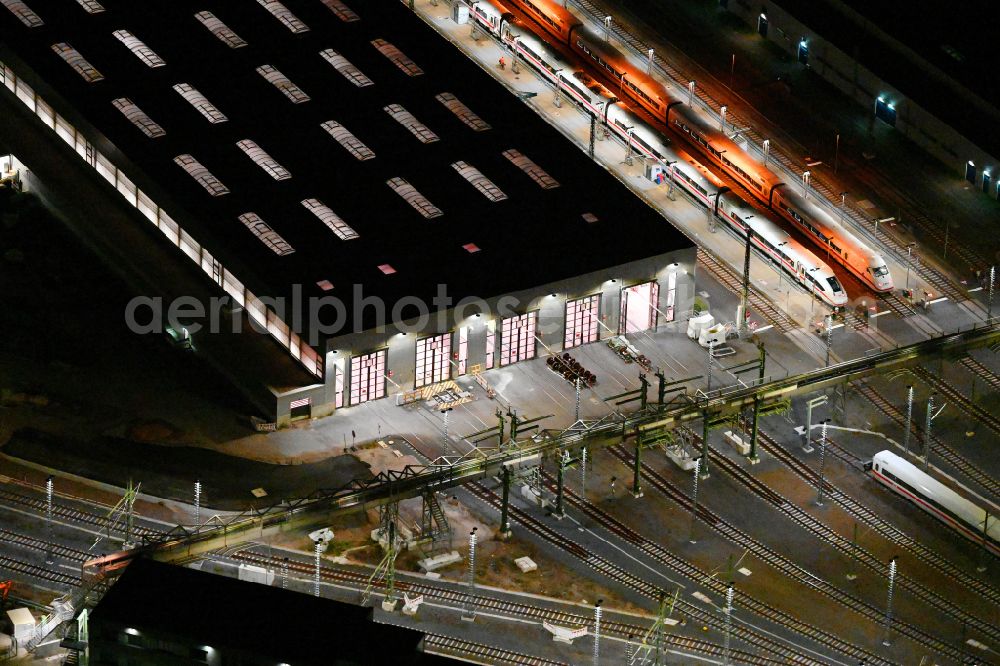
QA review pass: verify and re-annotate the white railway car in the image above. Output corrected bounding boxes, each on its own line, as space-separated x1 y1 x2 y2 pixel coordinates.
474 0 894 294
488 26 848 307
868 450 999 556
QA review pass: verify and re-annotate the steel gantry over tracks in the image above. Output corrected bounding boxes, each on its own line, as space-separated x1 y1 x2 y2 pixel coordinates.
84 321 1000 578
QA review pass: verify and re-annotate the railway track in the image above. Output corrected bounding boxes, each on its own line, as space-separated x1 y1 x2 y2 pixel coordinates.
0 553 80 588
913 365 1000 437
423 634 568 665
696 435 997 645
230 550 779 666
0 487 161 540
0 528 91 563
466 481 891 665
855 383 1000 499
696 248 798 334
961 356 1000 392
755 432 1000 612
606 446 985 662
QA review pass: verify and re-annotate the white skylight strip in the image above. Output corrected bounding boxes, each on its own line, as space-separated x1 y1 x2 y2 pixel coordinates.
387 177 442 219
236 139 291 181
502 149 559 189
194 11 247 49
321 0 359 22
2 0 44 28
256 65 310 103
75 0 104 13
256 0 309 33
371 39 423 77
319 49 373 88
112 30 166 68
384 104 438 144
436 93 491 132
112 98 165 138
302 198 359 241
452 161 507 202
173 154 229 197
172 83 227 123
320 121 375 161
239 213 295 256
51 43 104 82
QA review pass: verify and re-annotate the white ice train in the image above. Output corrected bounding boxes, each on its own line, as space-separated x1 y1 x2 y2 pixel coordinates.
868 450 1000 556
468 0 894 295
478 21 849 307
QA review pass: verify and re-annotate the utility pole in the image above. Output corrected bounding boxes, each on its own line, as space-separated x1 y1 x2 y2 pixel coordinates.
194 480 201 528
589 114 596 158
45 476 54 565
281 557 289 589
989 265 995 321
592 599 603 666
574 376 582 421
700 411 710 479
555 450 568 519
825 314 834 367
816 419 830 506
740 225 753 335
313 539 322 597
723 584 735 665
902 385 914 454
462 528 478 621
689 458 701 544
580 446 588 496
499 466 512 538
882 557 898 646
707 340 715 392
921 393 936 469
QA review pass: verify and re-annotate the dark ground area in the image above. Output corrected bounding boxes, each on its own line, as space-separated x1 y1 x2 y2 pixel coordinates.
0 186 258 444
1 428 371 511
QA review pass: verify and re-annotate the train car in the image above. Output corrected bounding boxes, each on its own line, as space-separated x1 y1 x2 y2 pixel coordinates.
491 0 894 293
770 187 892 292
500 0 581 44
474 10 848 307
602 103 848 308
869 450 999 557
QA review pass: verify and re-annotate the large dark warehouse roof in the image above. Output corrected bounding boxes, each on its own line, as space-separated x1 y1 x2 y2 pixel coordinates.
0 0 691 339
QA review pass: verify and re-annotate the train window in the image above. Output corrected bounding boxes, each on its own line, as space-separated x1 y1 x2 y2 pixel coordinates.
826 277 843 293
830 242 842 253
873 265 889 277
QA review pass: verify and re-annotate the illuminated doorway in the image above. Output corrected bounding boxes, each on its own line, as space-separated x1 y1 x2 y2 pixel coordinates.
620 281 659 334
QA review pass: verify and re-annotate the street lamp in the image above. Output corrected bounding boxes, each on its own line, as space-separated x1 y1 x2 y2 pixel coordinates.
839 191 848 226
904 243 916 295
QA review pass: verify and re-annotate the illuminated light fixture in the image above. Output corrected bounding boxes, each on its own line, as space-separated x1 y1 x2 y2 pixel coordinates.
878 95 885 103
124 628 139 636
887 102 895 110
968 160 975 166
759 12 766 19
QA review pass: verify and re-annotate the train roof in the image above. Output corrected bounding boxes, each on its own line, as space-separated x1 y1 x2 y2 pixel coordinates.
572 24 674 109
874 450 1000 517
728 201 835 277
511 0 579 31
0 0 693 342
672 106 783 191
775 186 882 262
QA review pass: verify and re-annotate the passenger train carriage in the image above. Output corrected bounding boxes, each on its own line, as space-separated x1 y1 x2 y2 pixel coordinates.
868 450 999 557
480 23 848 306
472 0 893 294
